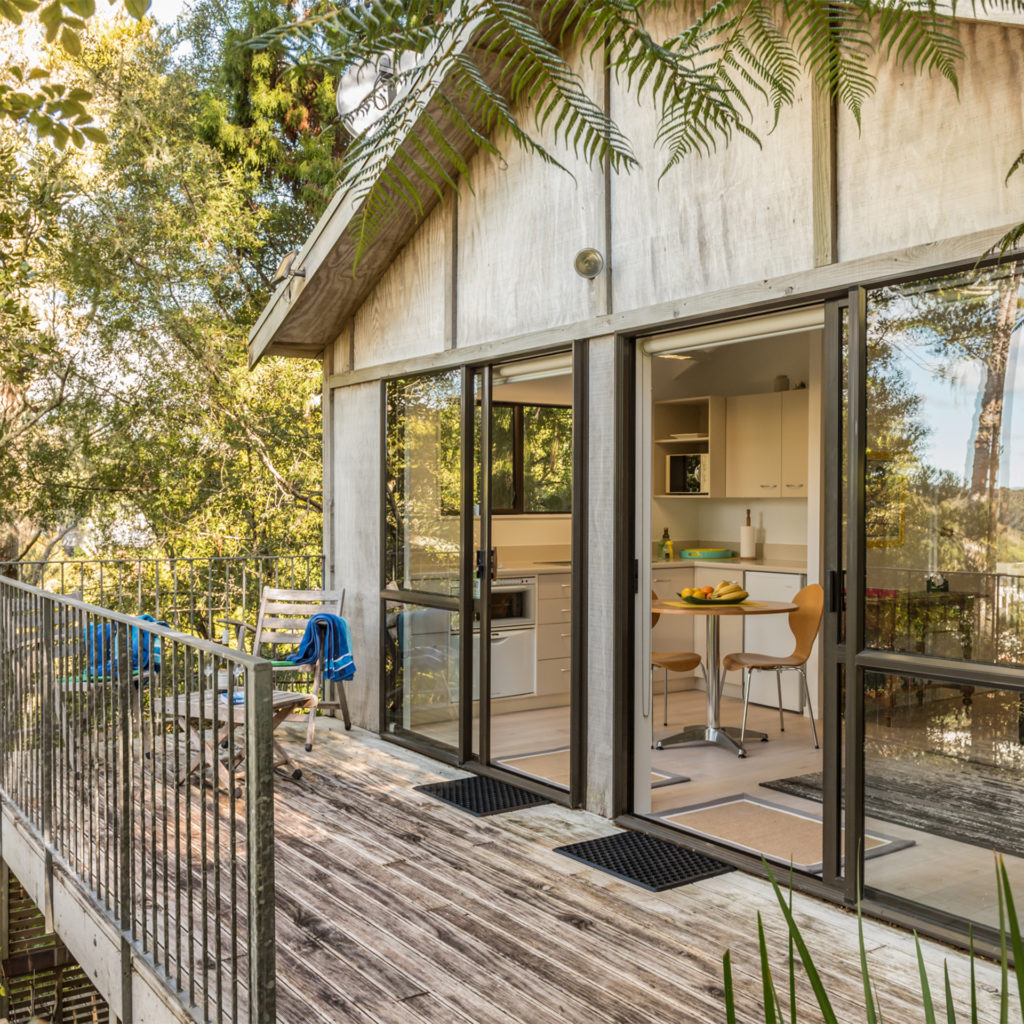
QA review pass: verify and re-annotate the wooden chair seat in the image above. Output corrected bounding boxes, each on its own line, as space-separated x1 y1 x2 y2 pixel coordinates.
652 650 702 673
722 651 806 671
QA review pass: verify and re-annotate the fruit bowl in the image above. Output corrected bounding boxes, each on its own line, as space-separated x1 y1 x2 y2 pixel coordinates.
678 593 748 605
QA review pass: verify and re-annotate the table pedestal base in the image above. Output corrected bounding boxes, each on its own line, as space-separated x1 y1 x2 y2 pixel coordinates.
655 725 766 758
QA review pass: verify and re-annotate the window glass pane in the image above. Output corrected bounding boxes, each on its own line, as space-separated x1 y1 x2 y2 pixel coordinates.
385 372 461 596
864 263 1024 664
862 669 1024 930
523 405 573 513
491 405 516 511
384 599 460 750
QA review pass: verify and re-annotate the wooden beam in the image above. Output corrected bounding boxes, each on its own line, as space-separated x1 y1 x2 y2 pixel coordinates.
326 223 1018 391
444 194 458 350
812 87 838 267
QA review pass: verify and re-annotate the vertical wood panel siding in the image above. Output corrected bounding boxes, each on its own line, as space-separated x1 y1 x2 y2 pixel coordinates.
837 21 1024 262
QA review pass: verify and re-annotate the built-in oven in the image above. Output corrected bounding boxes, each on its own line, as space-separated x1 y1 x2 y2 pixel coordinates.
487 577 536 627
472 576 537 699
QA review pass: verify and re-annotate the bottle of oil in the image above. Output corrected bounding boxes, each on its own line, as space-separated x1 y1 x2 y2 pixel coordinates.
659 527 673 560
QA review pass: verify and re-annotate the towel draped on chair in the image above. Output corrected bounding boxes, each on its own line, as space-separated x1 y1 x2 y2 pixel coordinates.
286 612 355 682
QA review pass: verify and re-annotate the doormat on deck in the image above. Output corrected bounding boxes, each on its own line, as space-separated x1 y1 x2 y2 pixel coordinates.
415 774 550 817
554 830 733 892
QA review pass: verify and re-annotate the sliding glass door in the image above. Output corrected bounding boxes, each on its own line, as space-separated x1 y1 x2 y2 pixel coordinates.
835 260 1024 936
381 352 583 799
382 369 472 754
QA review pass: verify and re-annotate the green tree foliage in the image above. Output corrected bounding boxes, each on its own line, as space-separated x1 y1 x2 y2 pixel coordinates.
3 13 328 564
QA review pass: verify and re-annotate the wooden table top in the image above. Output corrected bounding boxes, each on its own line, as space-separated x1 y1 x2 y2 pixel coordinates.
652 599 797 617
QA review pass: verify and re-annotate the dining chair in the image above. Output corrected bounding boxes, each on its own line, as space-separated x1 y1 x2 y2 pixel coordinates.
722 582 823 748
650 591 707 742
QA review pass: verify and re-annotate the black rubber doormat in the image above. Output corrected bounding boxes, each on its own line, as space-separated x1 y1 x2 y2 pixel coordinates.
554 830 734 892
415 775 551 816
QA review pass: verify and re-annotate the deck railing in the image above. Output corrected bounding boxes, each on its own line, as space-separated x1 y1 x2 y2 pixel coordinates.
0 577 277 1023
0 554 324 640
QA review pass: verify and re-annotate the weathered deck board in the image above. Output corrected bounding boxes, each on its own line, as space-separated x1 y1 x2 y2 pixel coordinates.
265 723 1006 1024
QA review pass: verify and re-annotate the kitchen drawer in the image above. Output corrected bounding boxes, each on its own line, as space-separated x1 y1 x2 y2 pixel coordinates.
651 566 694 599
536 657 571 697
537 622 572 661
537 597 571 625
537 573 572 600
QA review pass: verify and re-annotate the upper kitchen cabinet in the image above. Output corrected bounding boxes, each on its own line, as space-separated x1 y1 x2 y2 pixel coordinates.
725 390 808 498
652 396 725 498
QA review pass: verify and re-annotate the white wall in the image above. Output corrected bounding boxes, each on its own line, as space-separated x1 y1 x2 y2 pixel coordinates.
331 381 382 729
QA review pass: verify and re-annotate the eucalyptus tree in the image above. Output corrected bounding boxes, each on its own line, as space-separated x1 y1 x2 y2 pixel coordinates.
250 0 1019 259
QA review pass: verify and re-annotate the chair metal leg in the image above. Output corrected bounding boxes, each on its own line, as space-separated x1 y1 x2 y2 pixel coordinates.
740 667 751 743
776 669 785 732
663 668 669 726
800 666 819 749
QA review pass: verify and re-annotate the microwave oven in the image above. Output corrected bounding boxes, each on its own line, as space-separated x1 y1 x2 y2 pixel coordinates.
666 453 709 494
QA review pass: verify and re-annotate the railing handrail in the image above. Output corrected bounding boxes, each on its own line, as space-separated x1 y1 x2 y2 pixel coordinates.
0 577 278 1023
0 574 270 665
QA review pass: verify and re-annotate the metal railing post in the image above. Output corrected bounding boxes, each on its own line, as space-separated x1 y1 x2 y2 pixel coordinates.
40 600 55 931
245 658 276 1024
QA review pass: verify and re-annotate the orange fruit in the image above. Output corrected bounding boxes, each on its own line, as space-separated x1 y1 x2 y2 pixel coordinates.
702 585 714 596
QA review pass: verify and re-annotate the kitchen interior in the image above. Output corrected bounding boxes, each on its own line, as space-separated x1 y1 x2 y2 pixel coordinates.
637 322 836 876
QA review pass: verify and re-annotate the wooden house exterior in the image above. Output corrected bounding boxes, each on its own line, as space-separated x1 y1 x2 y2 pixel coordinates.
249 5 1024 950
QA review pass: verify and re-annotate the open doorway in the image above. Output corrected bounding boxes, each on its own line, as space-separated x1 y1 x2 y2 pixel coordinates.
633 310 837 876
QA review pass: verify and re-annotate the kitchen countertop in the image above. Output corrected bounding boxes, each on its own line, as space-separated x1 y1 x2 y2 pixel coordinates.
650 556 807 574
489 557 807 577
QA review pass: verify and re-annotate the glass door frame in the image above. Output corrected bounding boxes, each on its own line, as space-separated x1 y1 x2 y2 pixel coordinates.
837 264 1024 951
379 344 588 809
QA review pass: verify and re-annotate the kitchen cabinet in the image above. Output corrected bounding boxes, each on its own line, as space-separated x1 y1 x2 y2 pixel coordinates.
535 573 571 698
650 567 695 684
780 390 809 495
652 396 725 498
725 390 808 498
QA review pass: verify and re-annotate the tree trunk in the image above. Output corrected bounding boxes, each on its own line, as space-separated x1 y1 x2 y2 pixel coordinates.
969 272 1020 571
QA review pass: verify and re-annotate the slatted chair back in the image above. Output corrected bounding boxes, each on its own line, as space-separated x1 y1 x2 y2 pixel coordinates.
250 587 349 747
252 588 345 660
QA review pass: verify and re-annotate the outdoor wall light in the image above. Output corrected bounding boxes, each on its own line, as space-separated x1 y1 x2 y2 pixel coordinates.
269 250 306 289
573 247 605 279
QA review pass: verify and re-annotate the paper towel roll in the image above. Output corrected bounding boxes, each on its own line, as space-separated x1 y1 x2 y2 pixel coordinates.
739 524 756 559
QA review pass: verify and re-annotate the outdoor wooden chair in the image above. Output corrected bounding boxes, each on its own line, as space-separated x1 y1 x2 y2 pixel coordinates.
223 587 348 750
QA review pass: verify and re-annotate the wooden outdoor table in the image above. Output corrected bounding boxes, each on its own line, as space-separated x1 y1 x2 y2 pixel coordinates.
161 688 317 791
652 599 797 758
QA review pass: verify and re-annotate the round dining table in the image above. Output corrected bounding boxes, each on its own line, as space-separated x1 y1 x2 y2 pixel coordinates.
651 598 797 757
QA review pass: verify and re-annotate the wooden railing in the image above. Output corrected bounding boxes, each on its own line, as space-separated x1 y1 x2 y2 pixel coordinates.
0 577 277 1023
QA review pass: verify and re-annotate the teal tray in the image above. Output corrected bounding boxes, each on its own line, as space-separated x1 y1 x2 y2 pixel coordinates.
681 548 733 559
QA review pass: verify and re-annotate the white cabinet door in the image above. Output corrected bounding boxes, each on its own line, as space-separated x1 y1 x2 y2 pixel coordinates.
650 567 695 679
741 571 805 711
780 390 809 497
725 393 781 498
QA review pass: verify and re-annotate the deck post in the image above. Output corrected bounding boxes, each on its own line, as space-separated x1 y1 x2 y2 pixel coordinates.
40 599 55 932
246 658 276 1023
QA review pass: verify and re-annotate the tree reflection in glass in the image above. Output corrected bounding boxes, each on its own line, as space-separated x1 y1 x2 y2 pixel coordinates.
385 371 462 597
865 261 1024 664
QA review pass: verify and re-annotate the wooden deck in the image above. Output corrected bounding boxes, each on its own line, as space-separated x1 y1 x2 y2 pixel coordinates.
269 721 1005 1024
